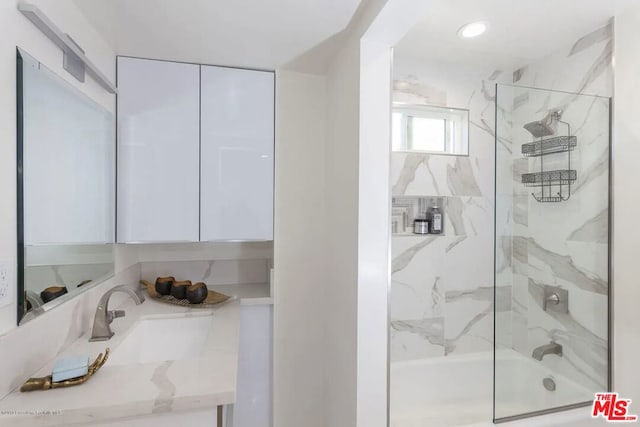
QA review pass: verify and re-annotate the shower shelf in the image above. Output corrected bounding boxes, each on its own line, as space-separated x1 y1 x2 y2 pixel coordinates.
522 170 577 187
521 110 576 203
521 136 577 157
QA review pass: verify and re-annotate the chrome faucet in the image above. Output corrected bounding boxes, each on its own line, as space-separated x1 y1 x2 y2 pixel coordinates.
532 341 563 361
89 285 145 341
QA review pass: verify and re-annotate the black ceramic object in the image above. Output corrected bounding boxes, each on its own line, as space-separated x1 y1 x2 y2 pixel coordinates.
40 286 68 303
171 280 191 300
186 282 208 304
155 276 175 296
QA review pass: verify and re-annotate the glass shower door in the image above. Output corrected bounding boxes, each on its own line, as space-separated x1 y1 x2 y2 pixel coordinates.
494 84 610 421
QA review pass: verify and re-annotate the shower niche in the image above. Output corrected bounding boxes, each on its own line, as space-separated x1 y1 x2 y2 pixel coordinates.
391 196 445 236
521 110 577 202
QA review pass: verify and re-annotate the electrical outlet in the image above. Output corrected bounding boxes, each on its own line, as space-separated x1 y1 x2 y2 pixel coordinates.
0 261 13 308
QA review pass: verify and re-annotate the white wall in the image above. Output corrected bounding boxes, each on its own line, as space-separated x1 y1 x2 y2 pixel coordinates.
0 0 115 335
273 70 327 427
613 6 640 403
354 2 435 426
322 3 396 426
272 2 395 425
357 37 392 427
324 31 361 427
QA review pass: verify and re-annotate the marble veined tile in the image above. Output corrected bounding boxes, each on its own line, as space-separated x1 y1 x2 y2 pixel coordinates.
391 275 443 322
391 153 484 198
495 236 512 276
573 146 609 195
527 279 607 390
512 236 528 274
390 317 445 361
569 22 612 56
392 236 441 274
393 79 447 106
513 195 528 227
514 36 612 99
564 242 608 290
527 326 606 390
444 196 493 237
513 67 526 83
488 70 503 81
140 259 270 286
526 237 607 295
446 157 482 197
392 236 448 319
391 235 446 361
513 91 529 110
509 274 529 354
444 197 466 236
444 286 511 355
567 209 608 243
495 194 513 236
25 263 114 295
391 154 428 196
443 235 494 293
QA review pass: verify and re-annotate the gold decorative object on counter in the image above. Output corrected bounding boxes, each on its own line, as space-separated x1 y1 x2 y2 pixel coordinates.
20 348 110 392
139 279 231 307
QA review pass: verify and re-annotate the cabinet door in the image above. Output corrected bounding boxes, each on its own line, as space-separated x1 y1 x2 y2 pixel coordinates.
234 304 273 427
200 66 274 241
117 57 200 243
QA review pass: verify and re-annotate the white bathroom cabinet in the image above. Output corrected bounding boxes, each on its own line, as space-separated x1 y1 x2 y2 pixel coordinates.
117 57 274 243
200 66 274 241
233 304 273 427
116 57 201 243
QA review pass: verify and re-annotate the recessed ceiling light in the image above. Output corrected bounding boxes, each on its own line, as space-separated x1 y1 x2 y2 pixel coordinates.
457 21 489 39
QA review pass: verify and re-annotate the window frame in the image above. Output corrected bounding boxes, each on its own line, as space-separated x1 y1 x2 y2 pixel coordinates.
392 103 470 156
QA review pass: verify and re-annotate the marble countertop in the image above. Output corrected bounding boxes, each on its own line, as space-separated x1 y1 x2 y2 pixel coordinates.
0 282 271 426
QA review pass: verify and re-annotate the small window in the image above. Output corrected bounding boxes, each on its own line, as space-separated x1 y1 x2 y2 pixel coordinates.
392 104 469 155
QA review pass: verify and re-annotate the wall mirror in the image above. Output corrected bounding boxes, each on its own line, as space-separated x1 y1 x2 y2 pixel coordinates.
17 48 115 325
392 104 469 155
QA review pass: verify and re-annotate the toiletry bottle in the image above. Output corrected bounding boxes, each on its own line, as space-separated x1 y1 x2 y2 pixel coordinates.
428 204 443 234
413 218 429 235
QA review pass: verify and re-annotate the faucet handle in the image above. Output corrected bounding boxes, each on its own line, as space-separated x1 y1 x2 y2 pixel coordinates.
543 292 560 311
106 310 126 323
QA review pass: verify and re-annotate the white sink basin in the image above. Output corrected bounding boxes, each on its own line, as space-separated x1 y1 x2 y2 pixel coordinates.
107 314 214 366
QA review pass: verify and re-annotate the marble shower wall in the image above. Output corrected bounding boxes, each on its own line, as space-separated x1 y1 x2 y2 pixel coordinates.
497 21 612 390
391 21 613 368
390 57 511 361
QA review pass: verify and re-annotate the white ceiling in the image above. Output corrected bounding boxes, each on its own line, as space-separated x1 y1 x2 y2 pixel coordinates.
395 0 635 70
72 0 362 70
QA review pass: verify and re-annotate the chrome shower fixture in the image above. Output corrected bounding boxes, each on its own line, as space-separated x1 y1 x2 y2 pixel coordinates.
524 110 563 138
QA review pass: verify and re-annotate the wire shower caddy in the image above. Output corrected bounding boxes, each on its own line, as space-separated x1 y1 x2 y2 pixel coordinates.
521 115 577 203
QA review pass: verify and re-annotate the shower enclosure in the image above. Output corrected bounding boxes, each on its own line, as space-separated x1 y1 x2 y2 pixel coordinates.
388 83 610 427
494 84 611 421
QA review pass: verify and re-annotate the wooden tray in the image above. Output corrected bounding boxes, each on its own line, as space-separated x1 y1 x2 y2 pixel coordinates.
139 280 232 308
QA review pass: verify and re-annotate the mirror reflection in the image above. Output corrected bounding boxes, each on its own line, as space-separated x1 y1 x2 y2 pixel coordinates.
17 48 115 324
